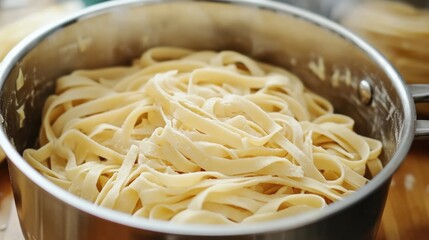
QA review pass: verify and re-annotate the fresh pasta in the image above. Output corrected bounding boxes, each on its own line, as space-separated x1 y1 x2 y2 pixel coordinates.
23 47 383 224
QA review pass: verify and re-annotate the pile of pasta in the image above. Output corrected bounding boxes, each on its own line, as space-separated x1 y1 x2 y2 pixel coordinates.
341 0 429 84
24 47 382 224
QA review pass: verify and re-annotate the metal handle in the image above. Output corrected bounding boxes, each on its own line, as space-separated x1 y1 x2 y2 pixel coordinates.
415 120 429 140
409 84 429 140
409 84 429 103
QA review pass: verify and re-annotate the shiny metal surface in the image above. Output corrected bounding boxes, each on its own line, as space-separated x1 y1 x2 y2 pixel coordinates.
409 84 429 140
410 84 429 103
415 120 429 140
0 0 426 239
358 79 372 105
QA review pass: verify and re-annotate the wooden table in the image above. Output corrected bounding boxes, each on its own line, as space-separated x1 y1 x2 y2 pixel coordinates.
376 140 429 240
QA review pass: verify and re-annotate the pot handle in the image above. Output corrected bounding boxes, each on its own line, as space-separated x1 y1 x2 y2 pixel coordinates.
409 84 429 140
409 84 429 102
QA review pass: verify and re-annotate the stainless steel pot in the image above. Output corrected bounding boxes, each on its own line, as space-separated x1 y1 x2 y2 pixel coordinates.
0 0 428 239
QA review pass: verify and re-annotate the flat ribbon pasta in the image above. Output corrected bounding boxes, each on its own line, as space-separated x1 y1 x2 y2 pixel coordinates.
23 47 383 224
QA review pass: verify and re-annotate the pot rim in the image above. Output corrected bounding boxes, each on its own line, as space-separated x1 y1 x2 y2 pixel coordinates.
0 0 416 236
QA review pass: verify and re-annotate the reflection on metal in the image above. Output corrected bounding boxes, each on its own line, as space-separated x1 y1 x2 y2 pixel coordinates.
358 79 372 105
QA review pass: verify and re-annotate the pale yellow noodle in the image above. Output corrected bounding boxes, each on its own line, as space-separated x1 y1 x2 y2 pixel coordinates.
23 47 383 224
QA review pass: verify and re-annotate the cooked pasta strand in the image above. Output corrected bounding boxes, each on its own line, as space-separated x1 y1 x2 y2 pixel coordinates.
23 47 383 224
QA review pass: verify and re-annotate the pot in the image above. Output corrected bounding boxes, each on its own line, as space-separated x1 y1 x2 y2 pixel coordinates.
0 0 428 239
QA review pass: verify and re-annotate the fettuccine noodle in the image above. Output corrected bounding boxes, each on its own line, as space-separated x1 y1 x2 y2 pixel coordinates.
23 47 383 224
